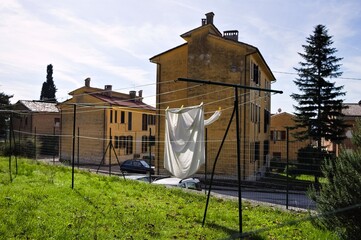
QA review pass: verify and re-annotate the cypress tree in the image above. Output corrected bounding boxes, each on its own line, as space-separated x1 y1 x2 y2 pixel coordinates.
40 64 57 103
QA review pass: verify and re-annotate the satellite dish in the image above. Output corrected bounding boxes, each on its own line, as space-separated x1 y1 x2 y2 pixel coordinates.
278 108 282 113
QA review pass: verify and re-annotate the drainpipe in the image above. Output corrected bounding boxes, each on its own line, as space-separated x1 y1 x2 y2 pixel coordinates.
243 50 257 179
156 63 161 175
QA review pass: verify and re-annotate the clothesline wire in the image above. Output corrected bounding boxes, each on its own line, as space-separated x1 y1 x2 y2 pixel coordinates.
8 83 236 115
58 85 250 114
6 79 275 114
11 91 243 116
12 129 270 144
7 90 273 117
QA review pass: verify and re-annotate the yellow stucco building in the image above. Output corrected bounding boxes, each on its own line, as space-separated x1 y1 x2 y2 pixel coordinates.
58 78 156 165
269 112 309 164
150 12 277 180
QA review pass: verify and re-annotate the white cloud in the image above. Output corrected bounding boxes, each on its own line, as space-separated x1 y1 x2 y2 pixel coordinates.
1 0 360 111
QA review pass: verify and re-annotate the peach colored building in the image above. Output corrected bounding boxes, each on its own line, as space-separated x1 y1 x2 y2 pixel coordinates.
269 112 309 163
12 100 60 156
150 12 277 180
339 103 361 151
58 78 156 165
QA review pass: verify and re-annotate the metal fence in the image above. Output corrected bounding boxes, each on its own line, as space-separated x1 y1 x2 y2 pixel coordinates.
0 124 323 212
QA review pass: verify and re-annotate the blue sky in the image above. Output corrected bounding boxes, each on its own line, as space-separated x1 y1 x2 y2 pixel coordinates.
1 0 360 113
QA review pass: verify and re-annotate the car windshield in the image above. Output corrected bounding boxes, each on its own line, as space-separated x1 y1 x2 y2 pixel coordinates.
140 160 150 168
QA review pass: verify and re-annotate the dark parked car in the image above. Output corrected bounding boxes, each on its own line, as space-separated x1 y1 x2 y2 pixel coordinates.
120 159 155 174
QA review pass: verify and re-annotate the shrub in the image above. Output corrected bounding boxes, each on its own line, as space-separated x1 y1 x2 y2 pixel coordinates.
310 119 361 239
284 164 299 179
1 138 37 158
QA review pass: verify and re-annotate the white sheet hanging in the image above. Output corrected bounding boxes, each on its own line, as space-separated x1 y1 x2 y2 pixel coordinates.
164 103 221 178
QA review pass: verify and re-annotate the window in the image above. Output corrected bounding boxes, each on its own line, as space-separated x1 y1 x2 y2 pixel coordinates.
121 111 125 123
142 114 148 131
114 136 119 148
128 112 132 131
110 110 113 123
263 140 269 164
257 106 261 133
114 110 118 123
148 115 156 125
253 64 259 85
142 135 148 153
255 141 260 161
149 135 155 146
264 109 270 133
251 103 260 126
54 118 60 127
119 136 126 148
126 136 133 154
270 130 286 141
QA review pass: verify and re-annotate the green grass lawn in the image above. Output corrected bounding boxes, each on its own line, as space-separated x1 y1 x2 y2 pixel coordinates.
0 157 336 239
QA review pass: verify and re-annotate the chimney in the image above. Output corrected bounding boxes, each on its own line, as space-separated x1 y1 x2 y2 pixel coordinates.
205 12 215 25
223 30 239 42
85 77 91 87
138 90 143 101
129 90 136 101
104 85 112 97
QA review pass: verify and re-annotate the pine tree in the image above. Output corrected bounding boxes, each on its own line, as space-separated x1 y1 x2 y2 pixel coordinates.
291 24 347 144
310 119 361 239
40 64 57 103
291 25 348 185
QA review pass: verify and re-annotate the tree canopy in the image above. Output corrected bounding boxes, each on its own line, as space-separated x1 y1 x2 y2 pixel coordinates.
0 92 13 137
291 24 348 145
40 64 57 103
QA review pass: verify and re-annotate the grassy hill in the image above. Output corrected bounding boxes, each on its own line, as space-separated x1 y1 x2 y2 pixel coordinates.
0 157 336 239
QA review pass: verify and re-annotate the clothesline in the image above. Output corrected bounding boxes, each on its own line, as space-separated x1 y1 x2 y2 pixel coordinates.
164 103 222 178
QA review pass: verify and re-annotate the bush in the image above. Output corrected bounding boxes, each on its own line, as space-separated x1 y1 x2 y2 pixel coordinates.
297 144 334 177
284 164 299 179
310 120 361 239
270 158 286 173
1 138 37 158
40 135 59 156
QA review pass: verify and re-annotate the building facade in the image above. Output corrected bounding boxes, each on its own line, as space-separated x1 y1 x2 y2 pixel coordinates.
269 112 309 164
58 78 156 165
150 12 277 180
12 100 60 156
340 102 361 151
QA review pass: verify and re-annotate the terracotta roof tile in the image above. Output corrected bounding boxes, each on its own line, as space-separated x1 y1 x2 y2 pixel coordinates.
91 93 155 111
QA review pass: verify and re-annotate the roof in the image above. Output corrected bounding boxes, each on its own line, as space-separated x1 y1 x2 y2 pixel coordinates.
271 112 295 118
150 43 187 62
149 18 276 81
180 23 222 40
17 100 59 113
91 93 155 111
342 103 361 117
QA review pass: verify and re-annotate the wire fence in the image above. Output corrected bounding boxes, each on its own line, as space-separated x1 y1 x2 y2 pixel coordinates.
2 123 357 238
0 123 323 211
